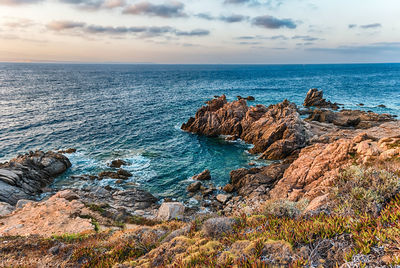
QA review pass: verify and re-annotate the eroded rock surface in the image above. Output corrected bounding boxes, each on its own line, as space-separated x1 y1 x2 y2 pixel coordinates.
0 190 95 237
0 151 71 205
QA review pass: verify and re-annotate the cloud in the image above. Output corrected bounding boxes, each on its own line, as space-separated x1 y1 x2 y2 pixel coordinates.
0 0 42 5
47 21 86 31
46 20 209 38
224 0 251 4
122 1 187 18
59 0 125 10
4 18 36 28
176 29 210 36
292 35 321 41
252 15 296 29
348 23 382 30
235 35 288 40
360 23 382 29
219 14 248 23
195 13 215 20
306 42 400 54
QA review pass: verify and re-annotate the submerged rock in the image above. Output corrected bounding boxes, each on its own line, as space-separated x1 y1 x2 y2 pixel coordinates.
109 159 128 168
0 151 71 205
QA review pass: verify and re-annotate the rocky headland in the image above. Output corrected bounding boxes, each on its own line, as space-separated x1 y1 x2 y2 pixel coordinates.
1 89 400 267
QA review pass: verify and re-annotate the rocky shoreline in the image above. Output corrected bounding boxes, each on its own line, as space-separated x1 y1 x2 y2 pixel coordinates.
1 89 400 267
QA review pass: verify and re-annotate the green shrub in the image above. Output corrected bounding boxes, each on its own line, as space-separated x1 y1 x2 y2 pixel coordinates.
332 165 400 216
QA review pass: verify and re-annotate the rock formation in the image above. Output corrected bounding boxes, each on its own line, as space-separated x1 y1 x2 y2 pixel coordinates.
182 95 309 160
0 151 71 205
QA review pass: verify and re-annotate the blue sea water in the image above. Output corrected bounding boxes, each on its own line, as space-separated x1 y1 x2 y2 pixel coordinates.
1 63 400 201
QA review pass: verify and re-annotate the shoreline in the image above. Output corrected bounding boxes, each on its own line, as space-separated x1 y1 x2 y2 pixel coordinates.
1 89 400 266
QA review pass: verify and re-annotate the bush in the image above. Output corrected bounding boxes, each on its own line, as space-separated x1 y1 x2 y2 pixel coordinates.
262 199 308 218
332 165 400 216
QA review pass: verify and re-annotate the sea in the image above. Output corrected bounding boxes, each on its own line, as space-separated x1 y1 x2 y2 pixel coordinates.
1 63 400 202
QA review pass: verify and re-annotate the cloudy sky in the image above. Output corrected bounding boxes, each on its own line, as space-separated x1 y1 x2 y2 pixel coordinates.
0 0 399 63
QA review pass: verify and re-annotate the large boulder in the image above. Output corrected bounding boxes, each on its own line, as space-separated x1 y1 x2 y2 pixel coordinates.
182 96 309 160
157 202 185 221
0 151 71 205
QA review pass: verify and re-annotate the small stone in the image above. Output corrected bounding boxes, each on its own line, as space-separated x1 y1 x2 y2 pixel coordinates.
216 194 231 204
0 202 15 216
246 96 255 101
16 199 34 209
192 170 211 181
187 181 201 192
157 202 185 221
58 148 76 154
378 104 387 108
117 169 132 178
223 184 234 193
109 159 128 168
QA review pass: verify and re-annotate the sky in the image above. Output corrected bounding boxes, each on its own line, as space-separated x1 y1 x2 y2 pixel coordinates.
0 0 399 63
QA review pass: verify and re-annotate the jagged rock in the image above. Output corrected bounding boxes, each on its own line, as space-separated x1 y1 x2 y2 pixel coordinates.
109 159 128 168
187 181 201 192
303 88 339 110
182 96 309 160
117 169 133 178
201 217 237 238
157 202 185 221
0 151 71 205
191 169 211 181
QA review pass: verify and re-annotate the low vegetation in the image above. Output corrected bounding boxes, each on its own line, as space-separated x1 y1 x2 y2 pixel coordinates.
1 161 400 267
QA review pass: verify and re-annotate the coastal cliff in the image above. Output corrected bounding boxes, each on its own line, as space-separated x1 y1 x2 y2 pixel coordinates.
1 89 400 267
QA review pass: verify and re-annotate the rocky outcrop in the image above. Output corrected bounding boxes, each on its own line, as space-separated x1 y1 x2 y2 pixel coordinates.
306 109 395 129
70 186 158 218
0 190 95 237
303 88 339 110
0 151 71 205
182 96 309 160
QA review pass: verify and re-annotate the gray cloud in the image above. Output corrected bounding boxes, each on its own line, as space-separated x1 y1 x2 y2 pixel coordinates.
360 23 382 29
306 42 400 54
195 13 214 20
348 23 382 30
122 1 187 18
252 15 296 29
59 0 124 10
292 35 321 41
176 29 210 36
0 0 42 5
236 35 288 40
219 14 248 23
46 20 209 38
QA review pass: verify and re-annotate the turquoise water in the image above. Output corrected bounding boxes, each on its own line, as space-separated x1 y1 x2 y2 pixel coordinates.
1 63 399 200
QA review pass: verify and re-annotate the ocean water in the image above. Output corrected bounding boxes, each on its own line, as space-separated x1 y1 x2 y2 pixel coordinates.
1 63 400 201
